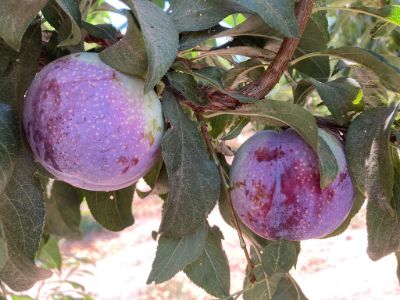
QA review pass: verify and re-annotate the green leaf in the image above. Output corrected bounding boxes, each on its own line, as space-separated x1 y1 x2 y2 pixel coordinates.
294 15 330 81
243 268 280 300
292 47 400 93
293 80 314 105
128 0 179 92
82 21 118 43
172 61 256 103
234 0 299 37
272 274 308 300
314 5 400 26
222 117 249 141
169 0 249 32
261 240 297 275
38 236 62 270
147 224 208 284
136 158 167 199
214 100 318 152
0 223 8 272
317 129 340 188
99 13 147 77
367 199 400 261
350 66 387 107
167 71 207 105
0 104 19 194
0 152 51 291
159 90 220 237
345 105 399 213
179 25 226 50
223 59 265 90
184 226 230 298
310 78 363 126
40 178 82 240
82 186 135 232
366 147 400 260
0 0 47 51
42 0 82 47
0 23 42 115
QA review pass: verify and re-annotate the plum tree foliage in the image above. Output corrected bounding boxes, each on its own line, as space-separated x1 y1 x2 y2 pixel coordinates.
1 0 400 298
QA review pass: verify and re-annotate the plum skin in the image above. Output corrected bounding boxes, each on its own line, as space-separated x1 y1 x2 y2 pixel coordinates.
229 129 354 241
24 52 164 191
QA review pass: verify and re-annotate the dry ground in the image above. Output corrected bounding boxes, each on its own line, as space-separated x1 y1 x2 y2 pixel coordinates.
26 194 400 300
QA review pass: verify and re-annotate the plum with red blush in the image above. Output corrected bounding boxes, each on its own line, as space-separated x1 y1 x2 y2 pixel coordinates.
229 129 354 241
24 52 164 191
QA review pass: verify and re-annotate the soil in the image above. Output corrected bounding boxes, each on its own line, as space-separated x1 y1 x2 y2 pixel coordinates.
27 194 400 300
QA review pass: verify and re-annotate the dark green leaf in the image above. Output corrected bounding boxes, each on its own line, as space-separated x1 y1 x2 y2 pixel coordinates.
40 178 82 239
42 0 82 47
82 186 135 232
318 129 339 188
184 226 230 298
215 14 279 40
311 78 363 126
209 115 234 139
317 5 400 26
234 0 298 37
0 0 47 50
147 224 208 284
366 147 400 260
0 23 42 115
99 13 147 77
272 274 308 300
218 100 318 152
38 236 62 270
293 80 314 105
128 0 179 92
82 21 118 43
294 15 330 81
167 71 207 105
223 59 265 89
0 223 8 272
0 104 19 194
367 199 400 261
169 0 249 33
0 152 51 291
293 47 400 93
222 117 249 141
172 61 256 103
261 240 297 275
345 105 399 213
350 66 387 107
179 25 226 51
137 159 169 199
159 90 220 237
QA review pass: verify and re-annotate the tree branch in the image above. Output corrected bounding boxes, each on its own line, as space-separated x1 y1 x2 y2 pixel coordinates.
240 0 315 99
176 0 315 113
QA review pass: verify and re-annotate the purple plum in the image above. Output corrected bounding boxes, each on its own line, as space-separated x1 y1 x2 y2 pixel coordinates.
24 52 164 191
229 129 354 241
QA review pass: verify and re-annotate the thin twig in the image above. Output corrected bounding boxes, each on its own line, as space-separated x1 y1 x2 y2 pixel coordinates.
196 113 256 283
0 281 9 299
240 0 315 99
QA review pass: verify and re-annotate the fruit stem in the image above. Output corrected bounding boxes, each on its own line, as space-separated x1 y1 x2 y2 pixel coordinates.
196 113 257 284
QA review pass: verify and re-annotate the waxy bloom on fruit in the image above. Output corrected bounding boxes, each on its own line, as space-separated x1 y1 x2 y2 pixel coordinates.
230 129 354 241
24 53 164 191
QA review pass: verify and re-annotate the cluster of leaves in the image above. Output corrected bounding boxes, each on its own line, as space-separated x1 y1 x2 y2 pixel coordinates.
1 0 400 299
